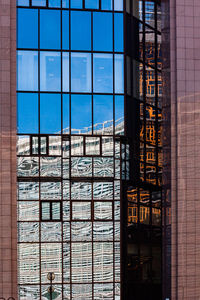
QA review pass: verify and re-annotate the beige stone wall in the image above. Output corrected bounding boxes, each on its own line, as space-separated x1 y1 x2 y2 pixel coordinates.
0 0 17 298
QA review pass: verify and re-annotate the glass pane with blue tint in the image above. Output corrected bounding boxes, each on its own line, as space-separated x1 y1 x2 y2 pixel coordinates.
93 95 113 135
93 12 113 51
71 0 82 8
71 95 92 134
71 11 91 51
63 53 69 92
17 51 38 91
93 53 113 93
17 93 38 134
62 11 69 50
114 13 124 52
49 0 61 7
114 0 123 10
101 0 112 10
115 95 124 135
17 0 29 5
115 54 124 93
85 0 99 9
40 10 61 49
40 52 61 92
62 0 69 7
32 0 46 6
17 9 38 49
40 94 61 134
63 94 69 133
71 53 91 93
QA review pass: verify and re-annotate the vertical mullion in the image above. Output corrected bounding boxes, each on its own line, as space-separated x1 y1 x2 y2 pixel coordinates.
142 0 146 183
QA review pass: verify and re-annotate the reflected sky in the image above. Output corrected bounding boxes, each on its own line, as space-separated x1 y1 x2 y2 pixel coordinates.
40 10 61 49
71 95 92 133
71 11 91 51
93 12 113 51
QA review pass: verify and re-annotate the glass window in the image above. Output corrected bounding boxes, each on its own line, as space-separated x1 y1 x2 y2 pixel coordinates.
115 54 124 93
71 53 91 93
40 93 61 134
63 94 69 133
63 53 69 92
17 9 38 49
71 11 91 51
71 0 82 8
17 51 38 91
114 13 124 52
93 12 113 51
85 0 99 9
93 95 113 135
40 52 61 92
32 0 46 6
115 95 124 134
40 10 61 49
114 0 123 11
17 0 29 5
62 11 69 50
62 0 69 7
101 0 112 10
93 54 113 93
49 0 61 7
71 95 92 134
17 93 38 134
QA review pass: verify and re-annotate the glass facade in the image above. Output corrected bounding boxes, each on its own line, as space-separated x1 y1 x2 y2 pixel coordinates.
17 0 124 299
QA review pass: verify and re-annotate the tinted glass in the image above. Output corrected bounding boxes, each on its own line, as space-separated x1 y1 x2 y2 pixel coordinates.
93 53 113 93
17 9 38 49
62 11 69 50
40 10 61 49
114 13 124 52
115 95 124 134
101 0 112 10
40 94 61 134
49 0 61 7
93 12 113 51
32 0 46 6
71 0 82 8
71 53 91 93
93 95 113 134
40 52 61 92
85 0 99 9
71 11 91 51
63 94 69 133
115 54 124 93
62 0 69 7
114 0 123 10
63 53 69 92
17 93 38 134
17 51 38 91
71 95 92 134
17 0 29 5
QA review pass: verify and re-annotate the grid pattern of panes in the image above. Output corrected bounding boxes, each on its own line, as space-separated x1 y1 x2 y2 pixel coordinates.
17 0 124 299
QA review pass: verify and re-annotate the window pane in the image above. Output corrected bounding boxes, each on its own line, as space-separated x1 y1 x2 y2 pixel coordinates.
52 202 61 220
71 94 92 134
63 52 69 92
18 202 39 221
115 95 124 135
40 93 61 134
93 95 113 134
71 11 91 51
114 13 124 52
115 54 124 93
18 182 39 200
114 0 123 10
40 52 61 91
71 53 91 92
40 10 61 49
71 243 92 282
93 12 113 51
49 0 61 7
18 157 39 177
62 11 69 50
17 9 38 48
62 0 69 7
17 51 38 91
71 0 82 8
63 94 69 133
32 0 46 5
17 93 38 134
85 0 99 9
93 54 113 93
41 202 50 220
101 0 112 10
72 202 91 220
17 0 29 5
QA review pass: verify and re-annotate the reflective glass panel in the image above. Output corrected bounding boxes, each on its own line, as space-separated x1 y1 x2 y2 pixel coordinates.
62 0 69 7
17 51 38 91
49 0 61 7
17 0 29 5
17 136 30 156
72 284 92 299
93 242 113 282
115 95 124 135
63 159 70 179
40 10 61 49
115 54 124 93
18 182 39 200
93 157 114 177
94 283 113 299
63 244 70 282
93 182 113 199
32 0 46 5
93 54 113 93
71 95 92 134
93 222 113 241
71 136 84 156
101 0 112 10
18 286 40 300
40 93 61 134
41 222 61 241
94 202 112 220
17 93 38 134
85 137 100 155
71 53 91 92
41 202 50 220
40 52 61 91
62 11 69 50
71 182 92 200
72 202 91 220
18 202 39 221
40 182 61 200
114 0 123 10
17 157 39 177
71 243 92 282
18 222 39 242
71 0 82 8
71 222 92 241
41 285 62 300
93 95 113 135
40 157 61 177
63 53 69 92
114 13 124 51
17 9 38 48
49 136 61 155
93 12 113 51
63 201 70 220
71 11 91 51
71 157 92 177
85 0 99 9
